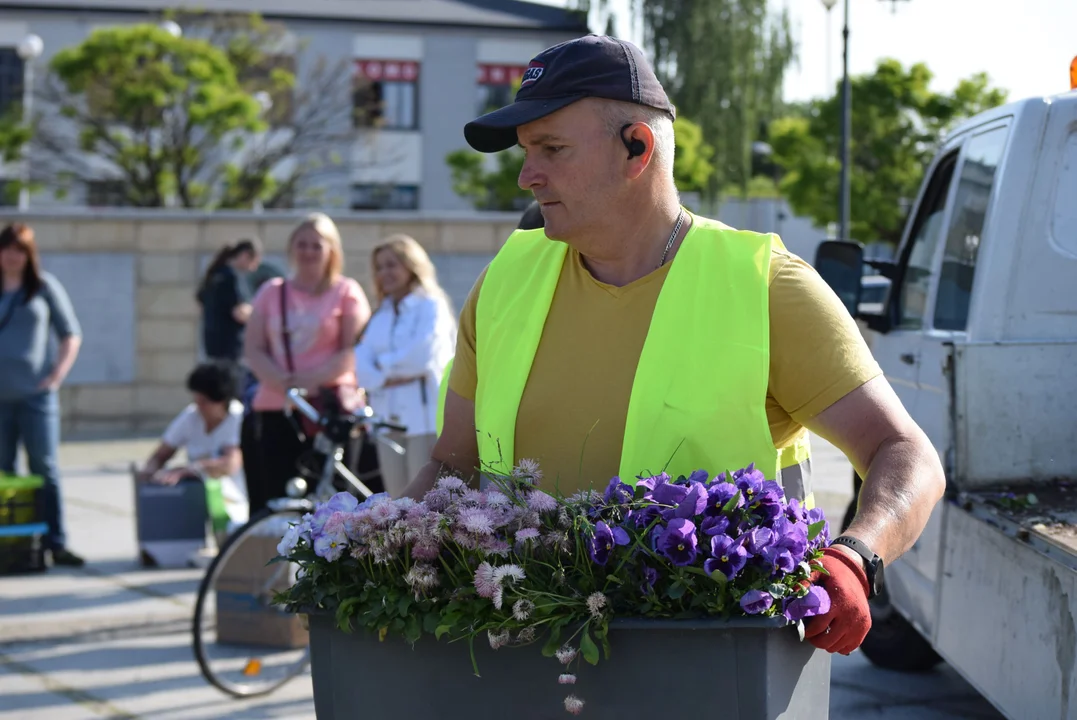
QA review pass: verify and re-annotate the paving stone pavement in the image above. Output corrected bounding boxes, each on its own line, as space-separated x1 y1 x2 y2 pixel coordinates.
0 434 1003 719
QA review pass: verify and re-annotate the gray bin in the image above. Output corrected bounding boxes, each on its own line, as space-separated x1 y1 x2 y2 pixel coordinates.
308 612 830 719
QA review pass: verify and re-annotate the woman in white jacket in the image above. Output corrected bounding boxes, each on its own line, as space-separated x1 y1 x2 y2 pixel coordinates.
355 234 457 497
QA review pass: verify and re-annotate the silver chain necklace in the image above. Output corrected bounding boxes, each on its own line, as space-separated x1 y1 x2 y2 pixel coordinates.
658 209 687 268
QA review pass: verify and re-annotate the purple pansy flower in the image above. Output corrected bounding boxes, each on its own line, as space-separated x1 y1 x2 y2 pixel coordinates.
784 586 831 621
657 518 698 566
704 533 748 580
734 466 765 504
640 566 659 593
705 482 741 517
755 497 785 523
762 545 798 576
633 504 663 531
636 472 671 493
744 526 775 555
586 521 630 566
771 516 809 559
650 482 688 507
785 497 807 523
701 515 731 537
664 481 708 520
740 589 774 615
603 477 634 505
687 469 710 485
761 480 784 502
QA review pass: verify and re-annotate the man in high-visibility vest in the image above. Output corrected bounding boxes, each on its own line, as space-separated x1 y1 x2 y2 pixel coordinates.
404 34 945 658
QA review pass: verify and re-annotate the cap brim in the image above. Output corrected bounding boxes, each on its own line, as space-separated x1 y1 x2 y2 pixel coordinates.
464 95 585 153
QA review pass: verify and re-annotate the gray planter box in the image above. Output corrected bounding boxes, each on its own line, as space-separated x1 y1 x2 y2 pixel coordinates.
308 613 830 719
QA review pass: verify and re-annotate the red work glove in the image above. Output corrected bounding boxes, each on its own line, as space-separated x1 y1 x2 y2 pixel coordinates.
804 546 871 655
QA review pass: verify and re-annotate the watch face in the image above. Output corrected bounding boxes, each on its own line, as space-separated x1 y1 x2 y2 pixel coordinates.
873 561 885 595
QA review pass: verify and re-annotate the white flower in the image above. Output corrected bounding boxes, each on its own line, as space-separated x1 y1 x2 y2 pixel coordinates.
558 674 577 685
436 475 466 492
586 591 608 619
513 457 543 480
512 599 535 621
459 508 494 535
485 490 510 507
488 629 510 650
527 490 558 513
493 564 526 585
515 528 540 543
404 563 439 592
555 645 577 665
564 695 585 715
276 524 301 556
474 562 497 598
492 585 504 610
516 627 537 643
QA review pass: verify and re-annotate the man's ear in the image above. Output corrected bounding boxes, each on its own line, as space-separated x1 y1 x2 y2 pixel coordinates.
623 122 657 180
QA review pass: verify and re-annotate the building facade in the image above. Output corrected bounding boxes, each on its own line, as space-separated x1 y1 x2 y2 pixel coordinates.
0 0 588 211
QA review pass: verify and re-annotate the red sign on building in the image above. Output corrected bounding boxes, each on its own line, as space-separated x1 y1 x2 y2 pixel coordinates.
477 64 527 86
354 59 420 82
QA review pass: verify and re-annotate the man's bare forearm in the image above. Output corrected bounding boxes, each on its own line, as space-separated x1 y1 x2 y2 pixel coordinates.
844 429 945 563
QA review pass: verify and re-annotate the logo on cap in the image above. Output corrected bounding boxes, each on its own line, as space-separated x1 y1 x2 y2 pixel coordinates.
520 61 545 88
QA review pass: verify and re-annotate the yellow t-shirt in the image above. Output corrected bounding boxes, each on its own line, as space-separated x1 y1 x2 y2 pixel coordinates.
450 241 882 495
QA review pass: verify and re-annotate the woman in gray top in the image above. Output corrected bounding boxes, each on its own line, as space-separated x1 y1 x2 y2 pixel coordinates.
0 223 84 567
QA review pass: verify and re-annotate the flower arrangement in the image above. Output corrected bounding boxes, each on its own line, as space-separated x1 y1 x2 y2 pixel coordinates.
275 461 832 715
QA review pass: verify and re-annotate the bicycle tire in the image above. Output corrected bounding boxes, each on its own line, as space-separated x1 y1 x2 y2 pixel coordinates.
192 506 311 698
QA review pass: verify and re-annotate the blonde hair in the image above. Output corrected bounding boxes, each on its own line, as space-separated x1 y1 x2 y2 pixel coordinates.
289 212 345 282
372 234 452 312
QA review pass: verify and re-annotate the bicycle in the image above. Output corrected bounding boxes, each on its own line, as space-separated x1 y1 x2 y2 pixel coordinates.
192 387 406 698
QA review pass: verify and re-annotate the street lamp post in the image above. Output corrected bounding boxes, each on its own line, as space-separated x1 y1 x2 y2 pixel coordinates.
820 0 836 93
838 0 851 244
16 33 43 211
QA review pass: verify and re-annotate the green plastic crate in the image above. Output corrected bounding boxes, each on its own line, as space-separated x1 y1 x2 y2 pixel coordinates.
0 473 47 574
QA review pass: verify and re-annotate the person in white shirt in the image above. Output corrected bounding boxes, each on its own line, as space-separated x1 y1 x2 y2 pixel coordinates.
355 234 457 497
136 361 249 526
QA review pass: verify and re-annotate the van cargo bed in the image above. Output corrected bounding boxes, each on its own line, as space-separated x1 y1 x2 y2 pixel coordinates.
959 482 1077 566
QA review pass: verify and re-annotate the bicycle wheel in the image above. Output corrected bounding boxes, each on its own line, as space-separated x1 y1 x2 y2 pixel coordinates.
192 506 311 698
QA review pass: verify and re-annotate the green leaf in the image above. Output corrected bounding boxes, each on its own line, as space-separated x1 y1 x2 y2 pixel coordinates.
397 596 412 617
423 613 440 635
768 583 788 598
709 570 729 586
404 615 422 643
580 628 600 665
721 490 742 514
667 581 687 600
541 624 563 657
807 520 826 542
435 624 452 641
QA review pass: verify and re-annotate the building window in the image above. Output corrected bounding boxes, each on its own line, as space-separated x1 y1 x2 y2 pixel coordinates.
86 180 129 207
476 64 525 115
353 60 419 130
351 183 419 211
0 180 14 207
0 48 25 117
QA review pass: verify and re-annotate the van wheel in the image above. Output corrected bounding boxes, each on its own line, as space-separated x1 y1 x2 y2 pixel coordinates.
860 587 944 672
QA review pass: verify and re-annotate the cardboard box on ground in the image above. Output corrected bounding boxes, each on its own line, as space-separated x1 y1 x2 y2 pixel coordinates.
215 515 308 649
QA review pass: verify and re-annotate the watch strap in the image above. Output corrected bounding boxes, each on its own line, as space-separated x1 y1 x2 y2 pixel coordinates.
832 535 881 597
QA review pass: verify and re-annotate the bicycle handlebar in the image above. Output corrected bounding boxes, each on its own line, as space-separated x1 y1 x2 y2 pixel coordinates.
284 387 408 435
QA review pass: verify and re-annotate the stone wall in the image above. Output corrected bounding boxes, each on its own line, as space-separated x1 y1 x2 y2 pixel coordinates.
0 210 520 437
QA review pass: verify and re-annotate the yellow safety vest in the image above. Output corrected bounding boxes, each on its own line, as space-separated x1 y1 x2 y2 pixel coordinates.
473 213 812 499
436 357 453 438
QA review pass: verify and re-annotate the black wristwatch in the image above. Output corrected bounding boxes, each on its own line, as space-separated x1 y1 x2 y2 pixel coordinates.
831 535 885 599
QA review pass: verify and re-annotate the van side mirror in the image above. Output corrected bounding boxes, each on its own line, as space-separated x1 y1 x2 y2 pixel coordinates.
814 240 864 317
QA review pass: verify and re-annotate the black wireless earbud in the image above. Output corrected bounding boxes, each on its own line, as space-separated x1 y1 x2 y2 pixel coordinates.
620 123 646 159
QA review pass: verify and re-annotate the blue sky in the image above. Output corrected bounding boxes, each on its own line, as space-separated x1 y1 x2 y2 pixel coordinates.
533 0 1077 104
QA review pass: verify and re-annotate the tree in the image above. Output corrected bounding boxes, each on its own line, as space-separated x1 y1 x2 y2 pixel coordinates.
768 59 1008 245
576 0 797 196
23 12 358 208
445 115 716 211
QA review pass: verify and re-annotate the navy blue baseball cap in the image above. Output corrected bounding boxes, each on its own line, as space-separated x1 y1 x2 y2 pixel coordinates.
464 34 676 153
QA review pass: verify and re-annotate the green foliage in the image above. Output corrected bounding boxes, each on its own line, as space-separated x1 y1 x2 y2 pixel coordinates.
768 59 1008 244
445 147 532 212
444 115 716 211
30 12 352 208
